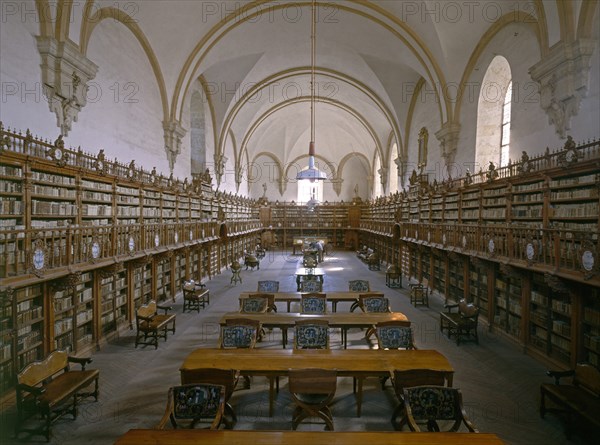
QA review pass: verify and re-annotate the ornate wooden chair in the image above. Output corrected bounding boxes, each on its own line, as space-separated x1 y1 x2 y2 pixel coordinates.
299 278 323 293
156 383 226 430
300 293 327 314
246 292 277 312
220 318 260 388
403 386 478 432
348 280 370 311
239 294 272 341
294 319 330 349
375 321 415 350
179 368 239 429
257 280 279 292
374 321 416 389
356 293 390 341
390 370 449 430
220 318 260 349
348 279 370 292
289 368 337 430
239 296 268 314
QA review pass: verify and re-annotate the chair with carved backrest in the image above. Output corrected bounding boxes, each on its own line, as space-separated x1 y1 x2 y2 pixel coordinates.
357 293 390 341
403 385 478 432
374 321 416 389
239 294 272 341
300 278 323 293
246 292 277 313
348 280 370 311
294 319 330 349
179 368 240 429
239 296 268 314
300 293 327 314
389 369 449 430
220 318 261 389
288 368 337 430
220 318 260 350
349 280 370 292
156 383 226 430
257 280 279 293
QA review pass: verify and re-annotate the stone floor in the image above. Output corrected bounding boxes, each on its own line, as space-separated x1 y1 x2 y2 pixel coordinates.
0 249 593 444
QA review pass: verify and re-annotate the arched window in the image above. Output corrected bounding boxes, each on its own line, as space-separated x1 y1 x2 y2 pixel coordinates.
475 56 512 170
297 175 323 204
500 81 512 167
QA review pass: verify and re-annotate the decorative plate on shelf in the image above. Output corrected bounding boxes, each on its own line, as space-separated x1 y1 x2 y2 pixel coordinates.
91 241 101 259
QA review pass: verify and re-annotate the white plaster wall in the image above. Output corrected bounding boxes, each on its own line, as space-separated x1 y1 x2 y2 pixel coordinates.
0 2 60 138
456 22 563 175
569 17 600 142
405 83 443 185
67 19 169 176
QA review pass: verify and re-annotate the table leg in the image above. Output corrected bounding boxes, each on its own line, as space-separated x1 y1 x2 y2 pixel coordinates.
282 327 288 348
269 376 275 416
296 276 301 291
356 377 363 417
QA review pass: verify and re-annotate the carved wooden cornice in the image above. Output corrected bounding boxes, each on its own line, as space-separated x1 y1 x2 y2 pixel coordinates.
544 273 569 294
99 263 124 279
155 251 173 263
499 263 521 279
131 254 153 269
51 271 82 293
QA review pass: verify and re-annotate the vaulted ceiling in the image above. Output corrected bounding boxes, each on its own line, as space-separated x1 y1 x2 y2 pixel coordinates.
32 0 590 188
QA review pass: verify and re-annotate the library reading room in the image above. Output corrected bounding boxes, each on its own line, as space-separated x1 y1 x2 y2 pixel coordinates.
0 1 599 444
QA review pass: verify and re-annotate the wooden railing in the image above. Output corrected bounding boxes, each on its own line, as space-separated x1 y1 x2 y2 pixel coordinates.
0 220 262 279
360 221 594 277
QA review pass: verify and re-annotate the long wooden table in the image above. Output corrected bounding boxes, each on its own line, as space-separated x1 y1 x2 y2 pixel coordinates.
116 429 506 444
239 291 383 312
220 311 410 348
180 348 452 417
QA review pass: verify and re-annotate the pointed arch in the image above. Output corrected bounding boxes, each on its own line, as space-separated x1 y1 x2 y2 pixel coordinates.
79 5 169 120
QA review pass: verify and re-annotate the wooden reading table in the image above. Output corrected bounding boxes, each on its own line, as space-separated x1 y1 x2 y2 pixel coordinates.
240 291 383 312
116 429 505 444
180 348 451 417
294 267 325 291
220 311 409 348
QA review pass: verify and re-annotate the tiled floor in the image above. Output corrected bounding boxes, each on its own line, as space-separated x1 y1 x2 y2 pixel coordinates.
0 250 592 444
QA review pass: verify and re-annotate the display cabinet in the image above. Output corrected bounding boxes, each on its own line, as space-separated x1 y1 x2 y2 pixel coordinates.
80 178 114 227
481 184 508 224
459 189 480 223
511 177 545 227
30 168 78 229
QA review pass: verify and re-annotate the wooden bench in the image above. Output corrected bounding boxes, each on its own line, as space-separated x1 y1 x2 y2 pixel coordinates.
409 283 429 307
15 350 99 441
135 300 176 349
439 299 479 345
540 363 600 439
182 280 209 313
